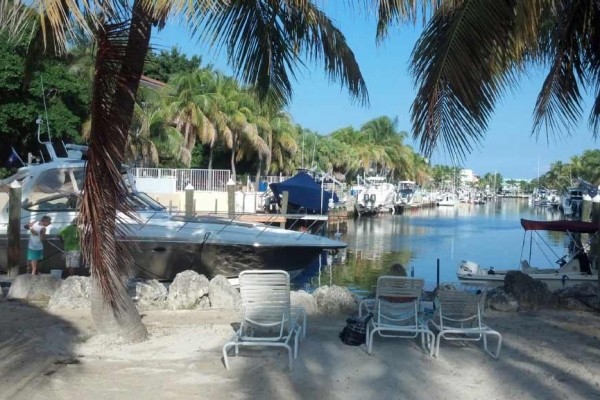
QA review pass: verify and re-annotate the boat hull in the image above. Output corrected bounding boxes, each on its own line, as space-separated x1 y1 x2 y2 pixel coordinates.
0 236 328 280
458 272 597 291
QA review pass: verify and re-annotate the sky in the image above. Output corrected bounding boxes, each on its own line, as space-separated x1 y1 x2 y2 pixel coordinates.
152 3 598 180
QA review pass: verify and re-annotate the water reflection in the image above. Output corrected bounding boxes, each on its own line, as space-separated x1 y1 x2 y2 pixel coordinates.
294 198 576 293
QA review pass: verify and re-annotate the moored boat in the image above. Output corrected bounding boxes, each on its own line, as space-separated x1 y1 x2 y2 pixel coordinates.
0 142 346 280
457 218 598 290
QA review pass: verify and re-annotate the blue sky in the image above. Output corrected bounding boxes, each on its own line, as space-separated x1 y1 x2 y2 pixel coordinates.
153 5 598 180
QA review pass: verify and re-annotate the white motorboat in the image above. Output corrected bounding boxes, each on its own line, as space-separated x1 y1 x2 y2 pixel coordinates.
457 219 598 290
437 193 456 207
560 187 585 218
0 142 346 280
355 176 396 216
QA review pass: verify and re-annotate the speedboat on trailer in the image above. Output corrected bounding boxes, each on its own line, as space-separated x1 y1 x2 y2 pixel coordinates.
0 142 346 280
457 218 598 290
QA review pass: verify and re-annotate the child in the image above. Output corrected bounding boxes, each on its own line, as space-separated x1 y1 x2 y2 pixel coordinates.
59 217 81 276
25 216 52 275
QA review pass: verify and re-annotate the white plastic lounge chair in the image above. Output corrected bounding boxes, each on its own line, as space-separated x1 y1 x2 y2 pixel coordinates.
222 270 305 370
365 276 435 356
428 289 502 359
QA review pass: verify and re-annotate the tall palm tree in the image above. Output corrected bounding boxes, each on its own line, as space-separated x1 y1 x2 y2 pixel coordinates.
165 69 218 167
268 112 298 175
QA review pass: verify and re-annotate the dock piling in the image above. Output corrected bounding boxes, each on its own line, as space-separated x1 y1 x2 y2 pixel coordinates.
8 180 22 277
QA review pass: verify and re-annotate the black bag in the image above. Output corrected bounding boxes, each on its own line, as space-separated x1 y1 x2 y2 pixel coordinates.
339 313 373 346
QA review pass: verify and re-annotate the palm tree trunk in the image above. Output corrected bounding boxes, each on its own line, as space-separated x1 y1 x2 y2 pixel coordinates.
255 155 263 192
230 145 237 182
84 0 152 342
208 139 215 170
230 134 237 181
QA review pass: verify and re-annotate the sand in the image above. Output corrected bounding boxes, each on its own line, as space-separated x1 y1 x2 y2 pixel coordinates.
1 301 600 400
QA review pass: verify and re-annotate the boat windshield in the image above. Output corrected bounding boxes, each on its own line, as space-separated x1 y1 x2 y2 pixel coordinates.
129 192 166 212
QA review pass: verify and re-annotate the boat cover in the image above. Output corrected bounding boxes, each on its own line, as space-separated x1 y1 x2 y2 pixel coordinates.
270 172 338 214
521 218 599 234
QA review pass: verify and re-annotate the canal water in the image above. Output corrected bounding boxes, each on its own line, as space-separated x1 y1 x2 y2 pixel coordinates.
293 198 573 296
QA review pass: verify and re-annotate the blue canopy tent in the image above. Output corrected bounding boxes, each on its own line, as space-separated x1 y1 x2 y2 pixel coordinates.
270 172 338 214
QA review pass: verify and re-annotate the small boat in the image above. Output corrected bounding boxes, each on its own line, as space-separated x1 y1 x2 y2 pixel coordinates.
457 218 598 290
0 142 346 280
437 193 456 207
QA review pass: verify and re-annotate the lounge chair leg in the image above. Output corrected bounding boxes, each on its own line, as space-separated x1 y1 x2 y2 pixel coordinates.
222 343 231 370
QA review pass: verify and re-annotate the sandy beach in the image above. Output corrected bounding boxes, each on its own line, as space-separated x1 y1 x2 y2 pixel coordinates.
1 300 599 400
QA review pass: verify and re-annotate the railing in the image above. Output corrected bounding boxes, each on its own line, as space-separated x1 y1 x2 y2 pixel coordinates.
130 168 231 192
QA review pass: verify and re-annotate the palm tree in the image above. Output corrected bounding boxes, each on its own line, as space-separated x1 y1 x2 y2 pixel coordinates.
165 69 218 167
268 112 298 175
5 0 378 341
128 98 183 167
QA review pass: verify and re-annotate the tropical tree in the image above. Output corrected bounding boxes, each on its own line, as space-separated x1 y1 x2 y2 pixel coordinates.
579 150 600 184
3 0 376 342
165 69 219 167
127 97 183 167
268 112 298 175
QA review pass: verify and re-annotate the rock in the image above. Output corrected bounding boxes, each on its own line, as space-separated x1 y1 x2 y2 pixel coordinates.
486 287 518 312
167 270 210 310
312 285 357 315
208 275 240 310
552 283 600 311
503 271 552 311
135 279 168 311
7 274 62 302
291 290 319 315
48 276 91 310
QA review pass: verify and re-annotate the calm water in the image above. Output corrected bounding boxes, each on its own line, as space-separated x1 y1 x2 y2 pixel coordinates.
294 198 572 295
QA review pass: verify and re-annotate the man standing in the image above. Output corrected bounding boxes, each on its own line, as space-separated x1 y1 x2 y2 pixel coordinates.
59 218 81 276
26 216 52 275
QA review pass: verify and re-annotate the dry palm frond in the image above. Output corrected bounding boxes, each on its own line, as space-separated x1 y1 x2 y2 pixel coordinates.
79 19 136 317
0 0 35 44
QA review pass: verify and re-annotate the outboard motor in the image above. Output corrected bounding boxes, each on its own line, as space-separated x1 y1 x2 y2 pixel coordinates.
458 260 480 276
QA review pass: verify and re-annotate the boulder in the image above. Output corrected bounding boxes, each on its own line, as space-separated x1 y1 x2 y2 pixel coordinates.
486 287 518 312
312 285 357 315
7 274 62 302
291 290 319 315
208 275 241 310
552 283 600 311
135 279 168 311
48 276 91 310
503 271 552 311
167 270 210 310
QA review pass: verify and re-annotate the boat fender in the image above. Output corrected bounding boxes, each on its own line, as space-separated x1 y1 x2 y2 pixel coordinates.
370 194 376 203
562 274 569 288
363 193 370 203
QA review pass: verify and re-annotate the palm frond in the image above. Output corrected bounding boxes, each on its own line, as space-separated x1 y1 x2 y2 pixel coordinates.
532 0 590 139
197 0 368 105
410 0 520 159
0 0 35 44
372 0 440 41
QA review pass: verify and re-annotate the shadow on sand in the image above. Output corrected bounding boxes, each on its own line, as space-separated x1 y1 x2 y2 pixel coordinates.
0 300 83 399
